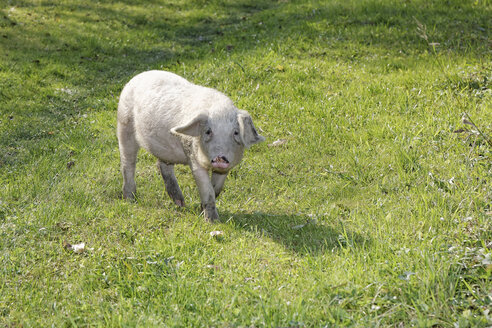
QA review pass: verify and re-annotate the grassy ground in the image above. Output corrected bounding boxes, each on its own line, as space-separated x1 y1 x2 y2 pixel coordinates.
1 0 491 326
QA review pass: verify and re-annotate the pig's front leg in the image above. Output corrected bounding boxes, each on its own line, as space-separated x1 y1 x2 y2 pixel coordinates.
190 164 219 222
212 172 228 198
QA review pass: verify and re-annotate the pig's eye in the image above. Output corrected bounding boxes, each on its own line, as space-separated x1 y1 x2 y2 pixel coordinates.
233 130 241 144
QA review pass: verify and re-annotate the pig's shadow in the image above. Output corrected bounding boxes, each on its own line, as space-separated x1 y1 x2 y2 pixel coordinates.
220 211 368 255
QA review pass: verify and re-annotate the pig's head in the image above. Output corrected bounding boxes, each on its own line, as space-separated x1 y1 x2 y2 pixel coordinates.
171 110 265 172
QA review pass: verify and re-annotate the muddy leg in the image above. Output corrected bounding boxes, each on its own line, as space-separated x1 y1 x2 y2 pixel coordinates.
157 160 185 207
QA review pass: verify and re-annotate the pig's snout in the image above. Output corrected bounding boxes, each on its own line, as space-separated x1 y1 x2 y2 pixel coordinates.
211 155 230 169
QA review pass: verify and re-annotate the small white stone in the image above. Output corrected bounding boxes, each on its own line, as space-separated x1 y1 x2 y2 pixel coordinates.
210 230 224 237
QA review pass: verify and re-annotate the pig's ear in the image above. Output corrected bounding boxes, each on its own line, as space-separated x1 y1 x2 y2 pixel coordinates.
171 113 208 137
237 110 265 147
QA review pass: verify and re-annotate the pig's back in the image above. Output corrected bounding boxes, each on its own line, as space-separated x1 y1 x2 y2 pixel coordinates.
124 71 199 163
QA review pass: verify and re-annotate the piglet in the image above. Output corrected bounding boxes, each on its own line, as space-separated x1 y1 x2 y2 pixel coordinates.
117 70 265 222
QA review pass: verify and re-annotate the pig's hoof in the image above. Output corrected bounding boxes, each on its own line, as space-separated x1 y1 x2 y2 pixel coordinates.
205 215 219 223
202 205 219 223
205 210 219 223
174 199 185 207
123 191 136 201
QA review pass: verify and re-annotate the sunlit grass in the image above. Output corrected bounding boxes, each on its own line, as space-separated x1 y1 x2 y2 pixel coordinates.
1 0 491 326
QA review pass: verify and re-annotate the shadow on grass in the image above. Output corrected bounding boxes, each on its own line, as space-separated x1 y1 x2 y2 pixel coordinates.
1 0 488 87
221 211 369 255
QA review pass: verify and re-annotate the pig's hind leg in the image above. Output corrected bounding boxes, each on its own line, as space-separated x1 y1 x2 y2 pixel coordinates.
157 160 185 207
117 120 139 200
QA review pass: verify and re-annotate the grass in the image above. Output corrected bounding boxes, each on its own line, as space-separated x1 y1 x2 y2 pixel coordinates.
1 0 491 326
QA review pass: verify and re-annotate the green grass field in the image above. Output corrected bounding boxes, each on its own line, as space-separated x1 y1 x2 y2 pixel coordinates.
1 0 491 326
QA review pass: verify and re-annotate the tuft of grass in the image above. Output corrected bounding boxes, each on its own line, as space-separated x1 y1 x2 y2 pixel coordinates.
1 0 491 326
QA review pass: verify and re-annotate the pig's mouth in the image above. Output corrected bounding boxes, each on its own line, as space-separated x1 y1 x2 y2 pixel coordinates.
211 156 230 169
